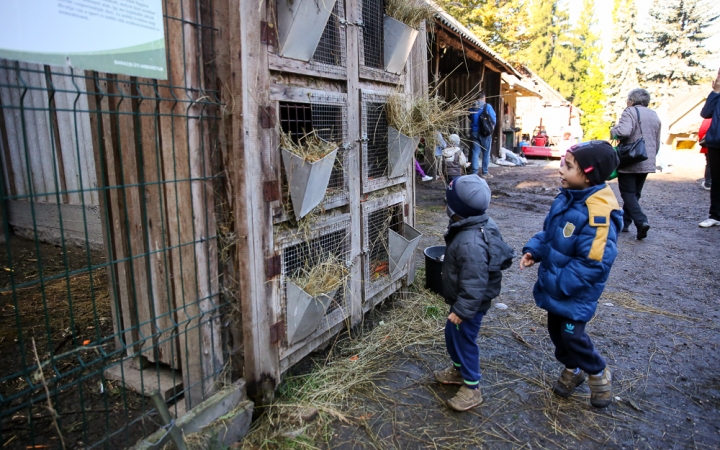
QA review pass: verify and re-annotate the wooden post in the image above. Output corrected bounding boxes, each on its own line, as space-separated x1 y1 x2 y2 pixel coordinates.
220 0 280 405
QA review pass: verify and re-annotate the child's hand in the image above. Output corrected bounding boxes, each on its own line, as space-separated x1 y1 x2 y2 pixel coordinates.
519 252 535 270
448 312 463 325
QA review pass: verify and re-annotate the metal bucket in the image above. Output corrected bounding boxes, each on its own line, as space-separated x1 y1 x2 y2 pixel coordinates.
277 0 337 62
281 147 337 219
285 280 338 345
423 246 445 296
388 126 418 179
383 15 419 74
388 222 422 276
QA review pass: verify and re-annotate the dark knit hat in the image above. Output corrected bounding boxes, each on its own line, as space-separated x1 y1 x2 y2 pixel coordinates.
567 140 620 186
446 175 491 219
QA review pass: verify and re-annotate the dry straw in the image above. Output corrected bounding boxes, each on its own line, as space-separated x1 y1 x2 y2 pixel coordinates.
290 254 349 297
385 91 474 142
385 0 436 29
280 129 337 163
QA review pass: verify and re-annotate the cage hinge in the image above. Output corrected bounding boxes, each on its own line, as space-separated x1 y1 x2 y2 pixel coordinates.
263 180 280 202
260 105 276 128
404 203 409 217
270 320 285 345
260 21 277 46
266 254 281 280
341 141 353 150
357 136 369 143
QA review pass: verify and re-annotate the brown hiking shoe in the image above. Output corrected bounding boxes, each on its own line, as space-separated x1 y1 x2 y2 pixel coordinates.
434 366 464 385
447 386 484 411
553 368 587 398
589 368 612 408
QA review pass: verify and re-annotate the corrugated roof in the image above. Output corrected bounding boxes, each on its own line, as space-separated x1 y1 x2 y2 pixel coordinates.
425 1 521 78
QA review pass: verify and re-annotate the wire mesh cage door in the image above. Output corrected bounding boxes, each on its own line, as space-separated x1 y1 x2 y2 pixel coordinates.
361 90 408 193
271 0 347 78
0 1 227 447
276 216 351 360
361 191 409 303
277 93 349 220
359 0 385 70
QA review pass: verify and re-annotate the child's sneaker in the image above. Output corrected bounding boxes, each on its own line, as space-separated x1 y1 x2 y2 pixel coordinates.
588 368 612 408
447 386 484 411
553 368 587 397
434 366 463 385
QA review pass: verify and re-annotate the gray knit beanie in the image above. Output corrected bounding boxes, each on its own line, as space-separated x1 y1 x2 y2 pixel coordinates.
446 175 491 219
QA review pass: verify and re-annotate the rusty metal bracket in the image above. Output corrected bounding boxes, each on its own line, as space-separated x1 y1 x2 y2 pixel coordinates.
260 21 277 46
270 320 285 345
263 180 280 202
265 254 281 280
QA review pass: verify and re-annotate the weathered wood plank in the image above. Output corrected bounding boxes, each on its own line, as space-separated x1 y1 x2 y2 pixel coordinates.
22 62 54 203
134 79 177 368
0 63 33 200
85 73 134 352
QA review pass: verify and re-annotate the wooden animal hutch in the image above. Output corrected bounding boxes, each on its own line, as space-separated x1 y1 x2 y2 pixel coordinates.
231 0 429 401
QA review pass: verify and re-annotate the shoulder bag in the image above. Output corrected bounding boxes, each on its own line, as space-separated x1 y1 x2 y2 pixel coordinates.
616 106 648 167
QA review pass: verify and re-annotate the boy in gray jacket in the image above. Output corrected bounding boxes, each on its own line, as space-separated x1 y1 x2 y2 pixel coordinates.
433 175 515 411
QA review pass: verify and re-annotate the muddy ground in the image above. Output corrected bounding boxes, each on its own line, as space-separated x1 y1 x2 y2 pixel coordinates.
255 149 720 449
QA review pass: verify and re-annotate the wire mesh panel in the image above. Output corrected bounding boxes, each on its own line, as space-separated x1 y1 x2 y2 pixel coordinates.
278 93 348 215
359 0 385 70
276 216 351 360
310 0 347 72
361 91 407 193
361 192 406 300
0 1 226 448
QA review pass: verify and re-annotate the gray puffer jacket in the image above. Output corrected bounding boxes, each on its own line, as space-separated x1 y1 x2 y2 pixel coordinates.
441 214 515 320
611 105 661 174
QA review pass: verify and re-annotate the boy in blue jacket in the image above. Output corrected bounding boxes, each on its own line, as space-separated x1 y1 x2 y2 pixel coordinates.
520 141 622 408
434 176 515 411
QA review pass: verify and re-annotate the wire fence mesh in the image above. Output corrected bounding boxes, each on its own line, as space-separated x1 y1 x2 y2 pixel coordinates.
360 0 385 70
0 1 228 448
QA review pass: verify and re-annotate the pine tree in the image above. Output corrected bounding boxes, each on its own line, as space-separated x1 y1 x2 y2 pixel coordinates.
439 0 530 59
642 0 718 102
605 0 642 122
572 0 608 139
518 0 578 100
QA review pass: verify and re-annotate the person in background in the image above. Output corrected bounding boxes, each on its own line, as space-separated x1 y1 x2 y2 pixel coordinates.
414 138 433 182
442 134 468 184
558 132 574 157
435 131 448 181
698 68 720 228
611 88 661 240
698 117 712 191
469 92 497 179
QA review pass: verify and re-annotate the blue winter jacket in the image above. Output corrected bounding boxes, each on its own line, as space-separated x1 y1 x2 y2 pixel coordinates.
522 184 623 322
469 102 497 134
700 92 720 148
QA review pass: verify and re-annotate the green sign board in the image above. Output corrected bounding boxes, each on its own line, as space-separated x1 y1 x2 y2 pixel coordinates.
0 0 167 79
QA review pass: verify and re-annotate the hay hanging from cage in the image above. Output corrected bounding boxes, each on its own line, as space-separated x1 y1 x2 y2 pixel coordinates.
385 91 473 141
290 254 349 297
385 0 436 29
280 129 338 163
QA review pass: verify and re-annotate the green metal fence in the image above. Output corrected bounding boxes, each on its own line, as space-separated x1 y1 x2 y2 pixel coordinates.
0 1 229 448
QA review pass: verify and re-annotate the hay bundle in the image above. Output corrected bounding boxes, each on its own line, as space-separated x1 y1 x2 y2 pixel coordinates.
385 0 436 29
385 92 473 140
290 254 348 297
280 129 337 163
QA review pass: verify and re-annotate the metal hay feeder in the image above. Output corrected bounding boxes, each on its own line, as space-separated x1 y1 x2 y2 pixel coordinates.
285 280 338 344
387 126 418 179
383 15 419 74
281 147 338 219
276 0 338 61
388 222 422 276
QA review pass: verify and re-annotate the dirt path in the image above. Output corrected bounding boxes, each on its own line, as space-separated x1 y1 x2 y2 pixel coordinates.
246 150 720 449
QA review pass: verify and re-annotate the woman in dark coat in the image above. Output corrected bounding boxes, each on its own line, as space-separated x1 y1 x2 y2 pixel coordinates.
611 88 661 240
